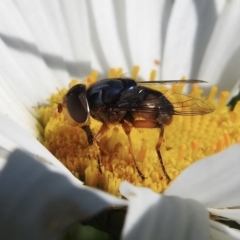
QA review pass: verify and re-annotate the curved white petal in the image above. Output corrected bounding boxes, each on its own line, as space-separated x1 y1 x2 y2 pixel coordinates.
208 208 240 222
0 2 65 134
0 35 48 135
0 1 92 133
124 0 172 80
0 36 52 105
0 149 127 240
0 74 38 136
198 0 240 91
165 145 240 208
12 0 70 85
87 0 173 80
162 0 225 80
31 0 91 78
210 220 240 240
0 112 75 179
120 181 209 240
86 0 129 76
0 1 63 90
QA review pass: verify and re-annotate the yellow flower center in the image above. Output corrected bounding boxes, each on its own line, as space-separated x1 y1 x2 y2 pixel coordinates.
37 67 240 196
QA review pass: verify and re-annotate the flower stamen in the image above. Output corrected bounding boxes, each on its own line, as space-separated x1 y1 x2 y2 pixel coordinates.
132 65 140 79
149 70 157 81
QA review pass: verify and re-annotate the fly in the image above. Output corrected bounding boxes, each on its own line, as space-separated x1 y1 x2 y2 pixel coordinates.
60 78 214 183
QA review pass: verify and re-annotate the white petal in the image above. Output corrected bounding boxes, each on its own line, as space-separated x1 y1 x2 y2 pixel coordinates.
40 0 91 78
12 0 71 85
0 112 75 179
124 0 172 80
198 0 240 91
0 77 38 136
0 3 63 133
0 37 48 135
210 220 240 240
0 1 62 90
0 149 126 240
88 0 172 80
120 181 209 240
0 50 41 135
162 0 224 80
208 208 240 222
165 144 240 208
87 0 129 76
0 35 54 104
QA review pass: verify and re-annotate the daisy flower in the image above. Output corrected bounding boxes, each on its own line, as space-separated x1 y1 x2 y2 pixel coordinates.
1 1 240 240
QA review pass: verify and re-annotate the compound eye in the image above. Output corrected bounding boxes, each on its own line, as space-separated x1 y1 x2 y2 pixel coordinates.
66 84 89 123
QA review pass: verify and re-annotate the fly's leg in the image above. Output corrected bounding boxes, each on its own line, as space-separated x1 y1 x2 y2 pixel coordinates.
155 125 171 183
121 120 145 180
81 125 94 145
131 120 171 184
93 123 110 174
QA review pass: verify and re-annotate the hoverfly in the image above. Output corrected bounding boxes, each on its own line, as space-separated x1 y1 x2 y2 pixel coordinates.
60 78 213 183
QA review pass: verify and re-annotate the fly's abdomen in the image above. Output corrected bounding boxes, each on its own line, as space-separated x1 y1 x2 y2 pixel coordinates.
133 86 174 125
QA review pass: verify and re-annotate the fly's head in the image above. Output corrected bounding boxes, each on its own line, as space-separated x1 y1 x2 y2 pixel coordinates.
61 84 90 126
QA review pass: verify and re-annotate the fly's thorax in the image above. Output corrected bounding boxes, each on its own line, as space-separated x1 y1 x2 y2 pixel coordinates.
90 105 126 124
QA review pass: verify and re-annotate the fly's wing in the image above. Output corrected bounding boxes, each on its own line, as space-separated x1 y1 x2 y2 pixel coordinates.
165 91 214 115
136 79 207 85
136 79 213 115
114 87 214 116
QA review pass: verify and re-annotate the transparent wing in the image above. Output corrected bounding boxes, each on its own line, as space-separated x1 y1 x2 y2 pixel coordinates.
114 91 214 116
105 78 206 85
136 79 207 85
166 92 214 115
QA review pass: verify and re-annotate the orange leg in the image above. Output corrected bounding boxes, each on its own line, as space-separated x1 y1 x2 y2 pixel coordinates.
132 120 171 183
121 120 145 180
